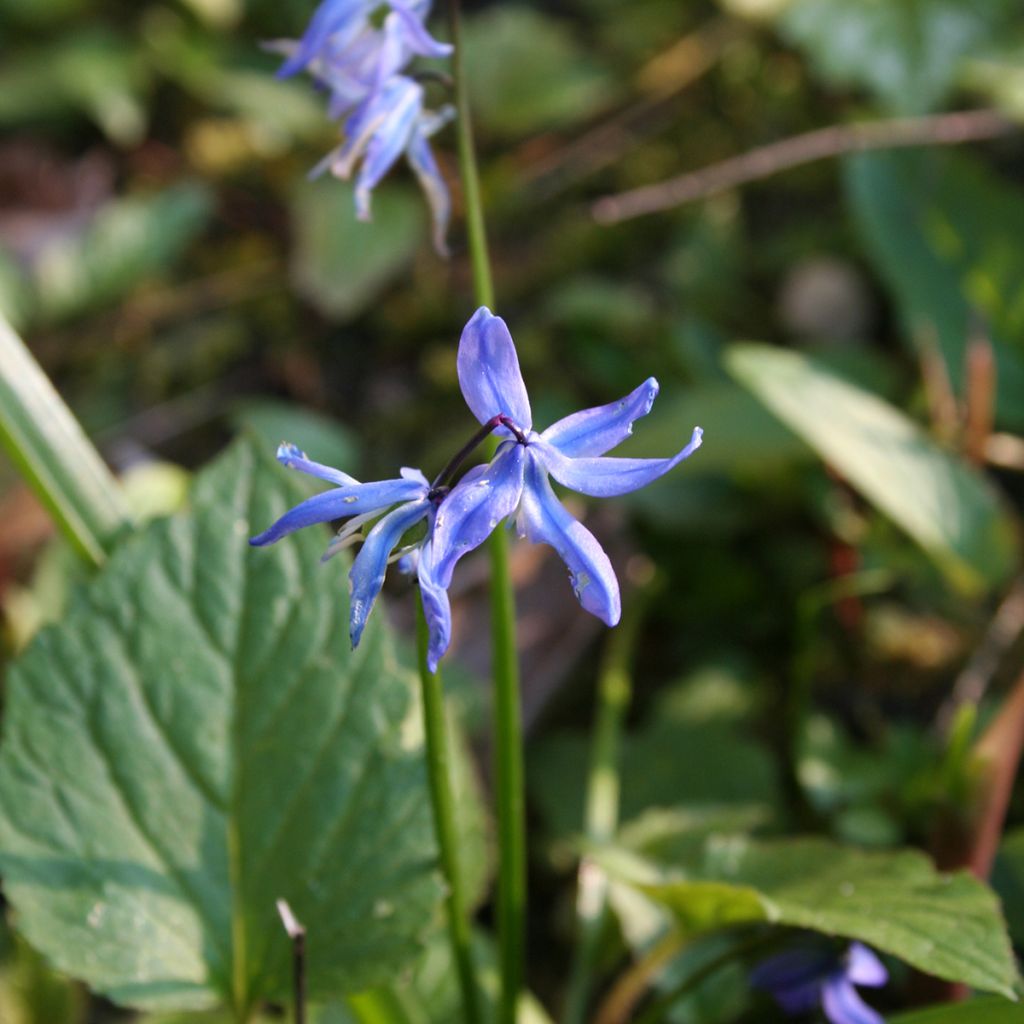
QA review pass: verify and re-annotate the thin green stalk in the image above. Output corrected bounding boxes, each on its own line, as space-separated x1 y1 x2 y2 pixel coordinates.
447 3 523 1021
0 313 131 567
562 582 652 1024
416 603 483 1024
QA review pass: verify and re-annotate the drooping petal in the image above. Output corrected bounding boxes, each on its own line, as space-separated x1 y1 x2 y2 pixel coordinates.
277 442 359 486
406 127 450 257
278 0 366 77
432 443 526 586
400 466 430 486
845 944 888 988
518 456 620 626
387 1 454 59
821 976 885 1024
417 540 452 673
249 477 426 546
540 378 659 457
320 510 379 563
535 425 702 498
457 307 532 433
349 499 431 648
750 949 831 1014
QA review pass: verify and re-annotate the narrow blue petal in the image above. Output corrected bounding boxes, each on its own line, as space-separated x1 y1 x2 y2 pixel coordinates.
457 308 532 433
821 977 885 1024
278 0 365 77
519 456 620 626
277 442 359 486
432 444 526 586
417 540 452 673
406 128 450 257
536 425 702 498
387 1 454 58
750 948 832 991
845 944 887 987
249 477 426 546
540 378 659 458
349 499 431 648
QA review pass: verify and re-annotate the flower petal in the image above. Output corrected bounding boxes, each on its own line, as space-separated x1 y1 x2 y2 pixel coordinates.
432 443 526 586
845 944 888 988
249 477 426 546
457 307 532 432
406 127 450 257
536 425 702 498
277 442 359 486
540 378 659 457
821 977 885 1024
519 456 620 625
387 1 454 59
349 499 431 648
417 540 452 673
278 0 364 78
750 949 831 1013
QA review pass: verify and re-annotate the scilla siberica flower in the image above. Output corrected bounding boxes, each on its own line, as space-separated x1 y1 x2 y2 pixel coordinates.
271 0 453 253
429 307 703 626
249 443 453 670
751 942 888 1024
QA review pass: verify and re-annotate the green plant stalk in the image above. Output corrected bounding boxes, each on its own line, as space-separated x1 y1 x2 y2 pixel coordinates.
415 603 483 1024
447 3 523 1021
562 583 650 1024
0 314 131 567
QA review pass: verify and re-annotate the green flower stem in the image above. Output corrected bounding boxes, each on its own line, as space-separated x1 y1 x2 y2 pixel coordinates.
416 602 483 1024
562 579 653 1024
447 2 523 1020
0 313 131 568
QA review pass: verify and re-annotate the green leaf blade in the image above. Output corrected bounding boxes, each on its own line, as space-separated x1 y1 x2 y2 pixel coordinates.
0 438 442 1014
725 343 1017 593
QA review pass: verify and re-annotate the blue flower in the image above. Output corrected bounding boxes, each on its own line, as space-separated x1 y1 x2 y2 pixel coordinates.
269 0 453 253
431 307 702 624
249 443 451 670
751 942 888 1024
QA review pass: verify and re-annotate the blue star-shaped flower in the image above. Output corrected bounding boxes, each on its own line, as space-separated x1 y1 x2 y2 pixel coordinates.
751 942 888 1024
249 443 451 669
431 306 702 624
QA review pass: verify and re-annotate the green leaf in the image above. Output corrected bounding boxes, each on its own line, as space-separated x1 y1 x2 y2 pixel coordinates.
845 149 1024 428
780 0 1015 113
30 183 212 325
993 827 1024 947
612 837 1018 997
891 997 1024 1023
0 313 131 567
0 438 442 1014
463 7 614 137
289 179 425 320
726 343 1017 593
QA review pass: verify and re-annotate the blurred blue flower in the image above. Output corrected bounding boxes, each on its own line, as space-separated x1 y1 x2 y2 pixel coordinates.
751 942 888 1024
432 307 703 624
268 0 453 253
249 443 451 669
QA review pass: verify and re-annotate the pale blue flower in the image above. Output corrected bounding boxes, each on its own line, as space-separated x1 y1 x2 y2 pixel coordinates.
751 942 888 1024
432 307 703 624
249 443 451 669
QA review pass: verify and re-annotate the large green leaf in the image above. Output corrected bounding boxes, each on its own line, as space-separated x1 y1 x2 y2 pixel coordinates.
891 998 1024 1023
780 0 1015 114
726 343 1016 593
610 836 1018 997
845 149 1024 429
0 439 442 1015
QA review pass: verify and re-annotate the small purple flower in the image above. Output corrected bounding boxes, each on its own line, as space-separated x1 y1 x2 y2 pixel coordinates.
249 443 451 669
751 942 888 1024
432 307 702 624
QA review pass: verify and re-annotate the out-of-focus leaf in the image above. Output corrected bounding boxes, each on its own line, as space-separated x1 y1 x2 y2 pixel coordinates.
231 400 359 475
0 314 131 567
0 248 33 331
0 439 442 1013
30 183 213 325
846 149 1024 428
0 936 85 1024
779 0 1016 113
0 31 148 143
610 837 1018 997
727 343 1017 593
964 48 1024 119
463 7 614 137
891 998 1024 1023
289 179 424 320
993 827 1024 947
